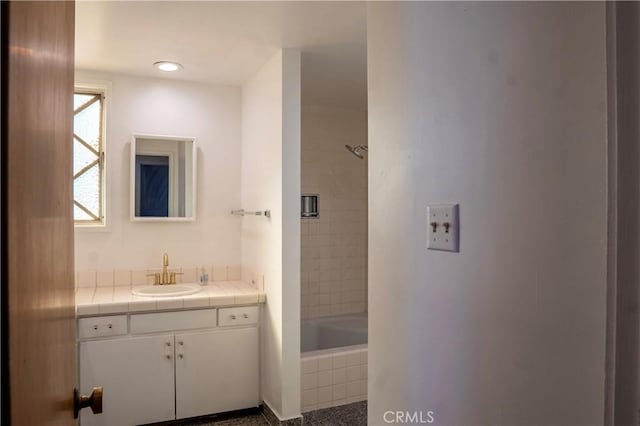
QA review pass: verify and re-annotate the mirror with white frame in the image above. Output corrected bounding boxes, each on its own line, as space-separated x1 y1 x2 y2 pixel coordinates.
130 134 196 221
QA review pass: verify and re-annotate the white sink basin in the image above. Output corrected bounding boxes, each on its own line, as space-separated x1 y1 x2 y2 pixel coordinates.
132 283 202 298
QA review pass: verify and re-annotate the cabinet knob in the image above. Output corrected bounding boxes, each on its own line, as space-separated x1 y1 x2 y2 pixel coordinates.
74 387 103 419
231 315 237 320
179 341 184 346
166 342 171 347
179 354 184 359
166 355 171 359
243 313 249 319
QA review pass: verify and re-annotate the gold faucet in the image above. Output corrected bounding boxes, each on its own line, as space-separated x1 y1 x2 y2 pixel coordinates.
147 253 182 285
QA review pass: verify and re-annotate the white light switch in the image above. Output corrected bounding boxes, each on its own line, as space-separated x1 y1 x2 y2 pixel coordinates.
427 204 459 252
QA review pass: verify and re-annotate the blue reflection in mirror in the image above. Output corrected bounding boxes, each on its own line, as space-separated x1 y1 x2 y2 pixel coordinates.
135 155 169 217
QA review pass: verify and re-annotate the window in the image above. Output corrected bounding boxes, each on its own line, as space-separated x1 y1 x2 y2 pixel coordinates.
73 90 105 225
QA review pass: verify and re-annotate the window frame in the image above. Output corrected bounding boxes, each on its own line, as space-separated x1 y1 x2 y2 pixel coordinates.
73 82 109 230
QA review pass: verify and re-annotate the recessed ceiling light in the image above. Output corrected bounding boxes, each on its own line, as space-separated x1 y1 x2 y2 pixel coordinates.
153 61 183 72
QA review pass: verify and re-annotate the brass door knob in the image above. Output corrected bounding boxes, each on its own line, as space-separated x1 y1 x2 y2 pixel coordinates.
74 386 103 418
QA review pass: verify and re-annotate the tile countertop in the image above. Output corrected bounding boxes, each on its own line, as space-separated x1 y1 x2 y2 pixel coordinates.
76 281 266 317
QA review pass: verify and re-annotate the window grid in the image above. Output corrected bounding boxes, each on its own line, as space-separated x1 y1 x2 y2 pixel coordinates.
73 91 104 224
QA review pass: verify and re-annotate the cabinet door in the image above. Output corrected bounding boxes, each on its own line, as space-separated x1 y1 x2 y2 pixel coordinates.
80 335 175 426
175 327 259 419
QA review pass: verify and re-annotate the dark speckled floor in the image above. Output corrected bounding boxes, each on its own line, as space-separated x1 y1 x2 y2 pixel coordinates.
153 407 269 426
303 401 367 426
176 401 366 426
183 412 269 426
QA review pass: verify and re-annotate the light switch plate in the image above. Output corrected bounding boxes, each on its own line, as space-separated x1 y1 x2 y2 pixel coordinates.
427 204 459 252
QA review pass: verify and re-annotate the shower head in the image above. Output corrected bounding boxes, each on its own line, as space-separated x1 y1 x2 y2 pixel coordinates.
345 144 368 159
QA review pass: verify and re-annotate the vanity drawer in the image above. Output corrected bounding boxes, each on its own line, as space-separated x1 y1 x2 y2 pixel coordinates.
218 306 259 327
130 309 217 334
79 315 127 339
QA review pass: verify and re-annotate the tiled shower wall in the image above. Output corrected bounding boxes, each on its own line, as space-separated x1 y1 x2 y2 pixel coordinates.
301 106 367 319
301 347 368 412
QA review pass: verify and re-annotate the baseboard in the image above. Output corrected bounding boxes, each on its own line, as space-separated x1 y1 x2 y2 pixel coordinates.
261 400 303 426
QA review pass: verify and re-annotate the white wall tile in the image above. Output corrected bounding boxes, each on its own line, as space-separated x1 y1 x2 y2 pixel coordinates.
347 352 361 367
359 380 367 396
347 365 361 382
213 266 228 282
78 270 96 288
332 354 346 369
332 368 346 385
318 357 333 371
93 286 113 303
302 389 318 406
317 386 333 404
347 381 361 398
317 370 332 387
302 373 318 390
241 266 252 284
228 265 241 280
96 270 114 288
332 383 346 400
181 267 197 284
300 106 367 319
300 349 367 412
302 358 318 374
131 269 147 286
114 270 131 287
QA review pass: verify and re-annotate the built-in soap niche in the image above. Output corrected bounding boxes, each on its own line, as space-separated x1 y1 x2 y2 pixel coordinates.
301 194 318 219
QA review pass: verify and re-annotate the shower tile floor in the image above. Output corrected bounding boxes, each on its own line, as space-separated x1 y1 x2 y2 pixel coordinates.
178 401 367 426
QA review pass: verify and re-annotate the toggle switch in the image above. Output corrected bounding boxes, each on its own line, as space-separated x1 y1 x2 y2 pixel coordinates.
427 204 459 252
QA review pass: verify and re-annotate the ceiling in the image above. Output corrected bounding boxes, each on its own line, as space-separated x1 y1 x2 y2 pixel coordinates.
75 1 367 110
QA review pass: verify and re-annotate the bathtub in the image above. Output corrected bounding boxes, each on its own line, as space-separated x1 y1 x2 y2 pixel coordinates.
300 313 368 412
301 312 368 352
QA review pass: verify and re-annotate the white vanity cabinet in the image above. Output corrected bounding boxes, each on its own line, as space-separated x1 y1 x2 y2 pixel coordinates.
175 327 259 419
78 307 260 426
79 334 176 426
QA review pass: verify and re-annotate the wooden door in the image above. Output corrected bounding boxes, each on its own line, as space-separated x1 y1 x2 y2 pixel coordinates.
175 328 259 419
2 1 77 425
79 335 176 426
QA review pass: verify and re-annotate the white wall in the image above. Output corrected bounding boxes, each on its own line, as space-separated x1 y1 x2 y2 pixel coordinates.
74 71 241 271
240 49 301 420
367 3 607 425
300 106 367 320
